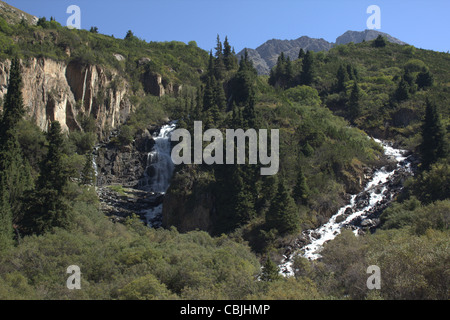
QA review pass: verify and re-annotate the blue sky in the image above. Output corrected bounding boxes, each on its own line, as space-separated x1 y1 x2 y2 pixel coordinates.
5 0 450 53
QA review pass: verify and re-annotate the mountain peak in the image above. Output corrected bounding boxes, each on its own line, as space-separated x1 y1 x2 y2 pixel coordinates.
237 30 408 75
336 29 407 46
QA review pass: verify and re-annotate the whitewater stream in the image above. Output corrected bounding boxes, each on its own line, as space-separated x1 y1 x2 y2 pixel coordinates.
279 139 414 276
140 122 177 227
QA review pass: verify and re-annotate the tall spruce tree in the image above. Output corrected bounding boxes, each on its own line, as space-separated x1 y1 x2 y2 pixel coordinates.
348 81 362 122
298 48 306 59
223 36 237 71
300 50 314 86
22 121 72 234
266 179 300 235
260 258 281 282
80 152 96 186
417 69 434 89
293 166 309 205
420 99 447 169
336 64 349 92
214 35 226 80
0 58 32 241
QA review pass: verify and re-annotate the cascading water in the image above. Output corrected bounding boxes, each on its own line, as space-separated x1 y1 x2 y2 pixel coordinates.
92 146 99 181
140 122 177 227
279 138 414 276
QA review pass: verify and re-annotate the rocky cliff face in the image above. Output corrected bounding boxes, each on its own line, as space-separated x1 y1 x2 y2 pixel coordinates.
0 57 132 138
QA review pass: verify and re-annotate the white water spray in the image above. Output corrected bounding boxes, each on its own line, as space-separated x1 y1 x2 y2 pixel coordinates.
140 122 177 226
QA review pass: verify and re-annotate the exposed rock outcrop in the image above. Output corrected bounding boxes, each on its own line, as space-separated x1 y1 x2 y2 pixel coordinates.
95 128 157 187
141 70 182 97
0 57 132 138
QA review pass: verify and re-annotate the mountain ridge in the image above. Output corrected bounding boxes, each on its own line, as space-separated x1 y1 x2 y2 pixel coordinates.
237 29 407 74
0 0 38 25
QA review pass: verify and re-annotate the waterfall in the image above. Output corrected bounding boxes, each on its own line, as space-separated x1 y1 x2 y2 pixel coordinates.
140 122 177 227
92 146 99 180
279 139 414 276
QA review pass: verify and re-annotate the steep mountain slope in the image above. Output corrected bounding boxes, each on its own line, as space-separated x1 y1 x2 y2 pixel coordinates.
0 0 37 25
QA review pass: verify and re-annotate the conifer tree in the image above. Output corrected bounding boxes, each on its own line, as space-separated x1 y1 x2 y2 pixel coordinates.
300 50 314 86
394 77 410 102
242 91 256 129
231 49 257 106
80 152 96 186
298 48 306 59
373 35 387 48
417 69 434 89
213 79 227 111
22 121 72 234
266 179 300 235
0 58 32 235
420 99 447 169
214 35 226 80
336 64 349 92
346 64 355 81
0 182 13 250
348 81 362 122
223 36 237 71
260 258 281 282
293 166 309 205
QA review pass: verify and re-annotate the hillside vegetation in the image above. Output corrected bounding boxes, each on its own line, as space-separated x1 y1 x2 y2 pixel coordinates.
0 11 448 300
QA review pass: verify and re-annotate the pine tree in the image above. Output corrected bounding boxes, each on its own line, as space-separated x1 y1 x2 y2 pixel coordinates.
300 50 314 86
298 48 306 59
0 182 13 250
420 99 447 169
266 179 300 235
22 121 72 235
223 36 237 71
213 79 227 111
214 35 226 80
284 56 294 88
231 49 257 106
125 30 135 40
234 167 256 224
0 58 32 233
373 35 387 48
293 166 309 205
38 121 67 192
80 152 96 186
348 81 362 122
242 91 256 129
260 258 281 282
336 65 349 92
417 69 434 89
394 77 410 102
346 64 355 81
